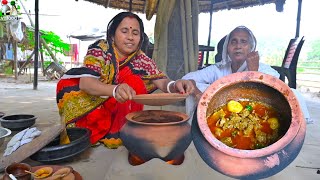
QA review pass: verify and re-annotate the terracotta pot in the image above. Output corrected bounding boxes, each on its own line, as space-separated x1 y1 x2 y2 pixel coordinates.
193 71 306 179
4 162 32 180
120 110 191 163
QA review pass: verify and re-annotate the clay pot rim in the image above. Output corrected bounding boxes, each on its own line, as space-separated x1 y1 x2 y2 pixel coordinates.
126 110 189 126
0 127 11 138
5 162 32 177
0 112 5 118
197 72 304 158
0 114 37 131
0 114 37 122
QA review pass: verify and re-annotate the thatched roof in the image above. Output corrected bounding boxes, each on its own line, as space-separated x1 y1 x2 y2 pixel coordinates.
81 0 286 15
199 0 285 13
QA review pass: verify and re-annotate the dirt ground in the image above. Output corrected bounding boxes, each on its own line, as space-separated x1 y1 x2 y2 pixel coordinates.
0 74 320 180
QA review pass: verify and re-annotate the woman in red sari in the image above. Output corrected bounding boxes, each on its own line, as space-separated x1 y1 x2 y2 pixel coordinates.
56 12 195 148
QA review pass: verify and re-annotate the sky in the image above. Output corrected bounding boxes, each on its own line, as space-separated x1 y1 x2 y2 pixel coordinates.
19 0 319 61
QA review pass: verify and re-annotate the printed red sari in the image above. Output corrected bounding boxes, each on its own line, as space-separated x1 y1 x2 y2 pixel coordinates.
56 39 167 147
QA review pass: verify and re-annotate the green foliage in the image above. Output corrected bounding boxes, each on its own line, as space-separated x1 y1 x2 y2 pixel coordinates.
4 66 13 75
263 48 285 66
307 39 320 60
40 30 70 55
297 67 305 73
199 52 215 66
20 28 70 57
43 61 52 69
43 60 64 69
258 37 287 66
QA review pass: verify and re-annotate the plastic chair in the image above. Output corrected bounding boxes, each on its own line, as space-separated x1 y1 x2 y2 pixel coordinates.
271 36 305 89
198 45 215 70
215 35 227 63
141 33 153 58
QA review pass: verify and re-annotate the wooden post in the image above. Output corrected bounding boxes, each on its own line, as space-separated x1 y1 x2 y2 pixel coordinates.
295 0 302 38
129 0 132 12
40 42 45 76
33 0 39 89
205 0 214 66
13 41 18 80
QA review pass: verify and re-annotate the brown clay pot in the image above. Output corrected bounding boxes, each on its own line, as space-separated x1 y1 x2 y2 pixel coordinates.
193 71 306 179
120 110 191 164
4 162 32 180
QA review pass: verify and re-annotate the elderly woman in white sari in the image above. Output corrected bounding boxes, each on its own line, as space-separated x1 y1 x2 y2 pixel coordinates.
183 26 311 123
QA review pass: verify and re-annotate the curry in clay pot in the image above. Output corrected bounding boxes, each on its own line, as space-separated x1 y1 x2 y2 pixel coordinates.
193 71 306 179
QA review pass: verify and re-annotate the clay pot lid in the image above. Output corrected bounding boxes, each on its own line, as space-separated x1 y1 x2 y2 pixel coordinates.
132 93 188 106
197 71 304 158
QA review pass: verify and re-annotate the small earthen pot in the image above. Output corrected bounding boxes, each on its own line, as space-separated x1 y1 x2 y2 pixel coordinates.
120 110 191 163
4 162 32 180
193 71 306 179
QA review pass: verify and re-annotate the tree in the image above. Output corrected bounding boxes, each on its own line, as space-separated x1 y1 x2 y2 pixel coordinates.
307 39 320 60
20 28 70 57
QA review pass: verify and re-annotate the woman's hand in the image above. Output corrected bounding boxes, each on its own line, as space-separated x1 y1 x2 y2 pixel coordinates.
173 79 195 94
246 51 259 71
195 92 203 102
113 83 136 103
79 77 136 103
152 78 195 94
188 79 203 102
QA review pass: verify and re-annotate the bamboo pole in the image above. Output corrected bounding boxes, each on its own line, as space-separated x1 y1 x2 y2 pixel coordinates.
39 41 45 76
33 0 39 89
13 41 18 80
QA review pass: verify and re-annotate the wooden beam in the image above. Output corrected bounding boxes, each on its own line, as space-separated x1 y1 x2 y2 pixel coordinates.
18 50 35 75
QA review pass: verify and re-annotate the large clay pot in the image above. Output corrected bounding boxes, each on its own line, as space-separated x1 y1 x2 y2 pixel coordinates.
193 71 306 179
120 110 191 163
